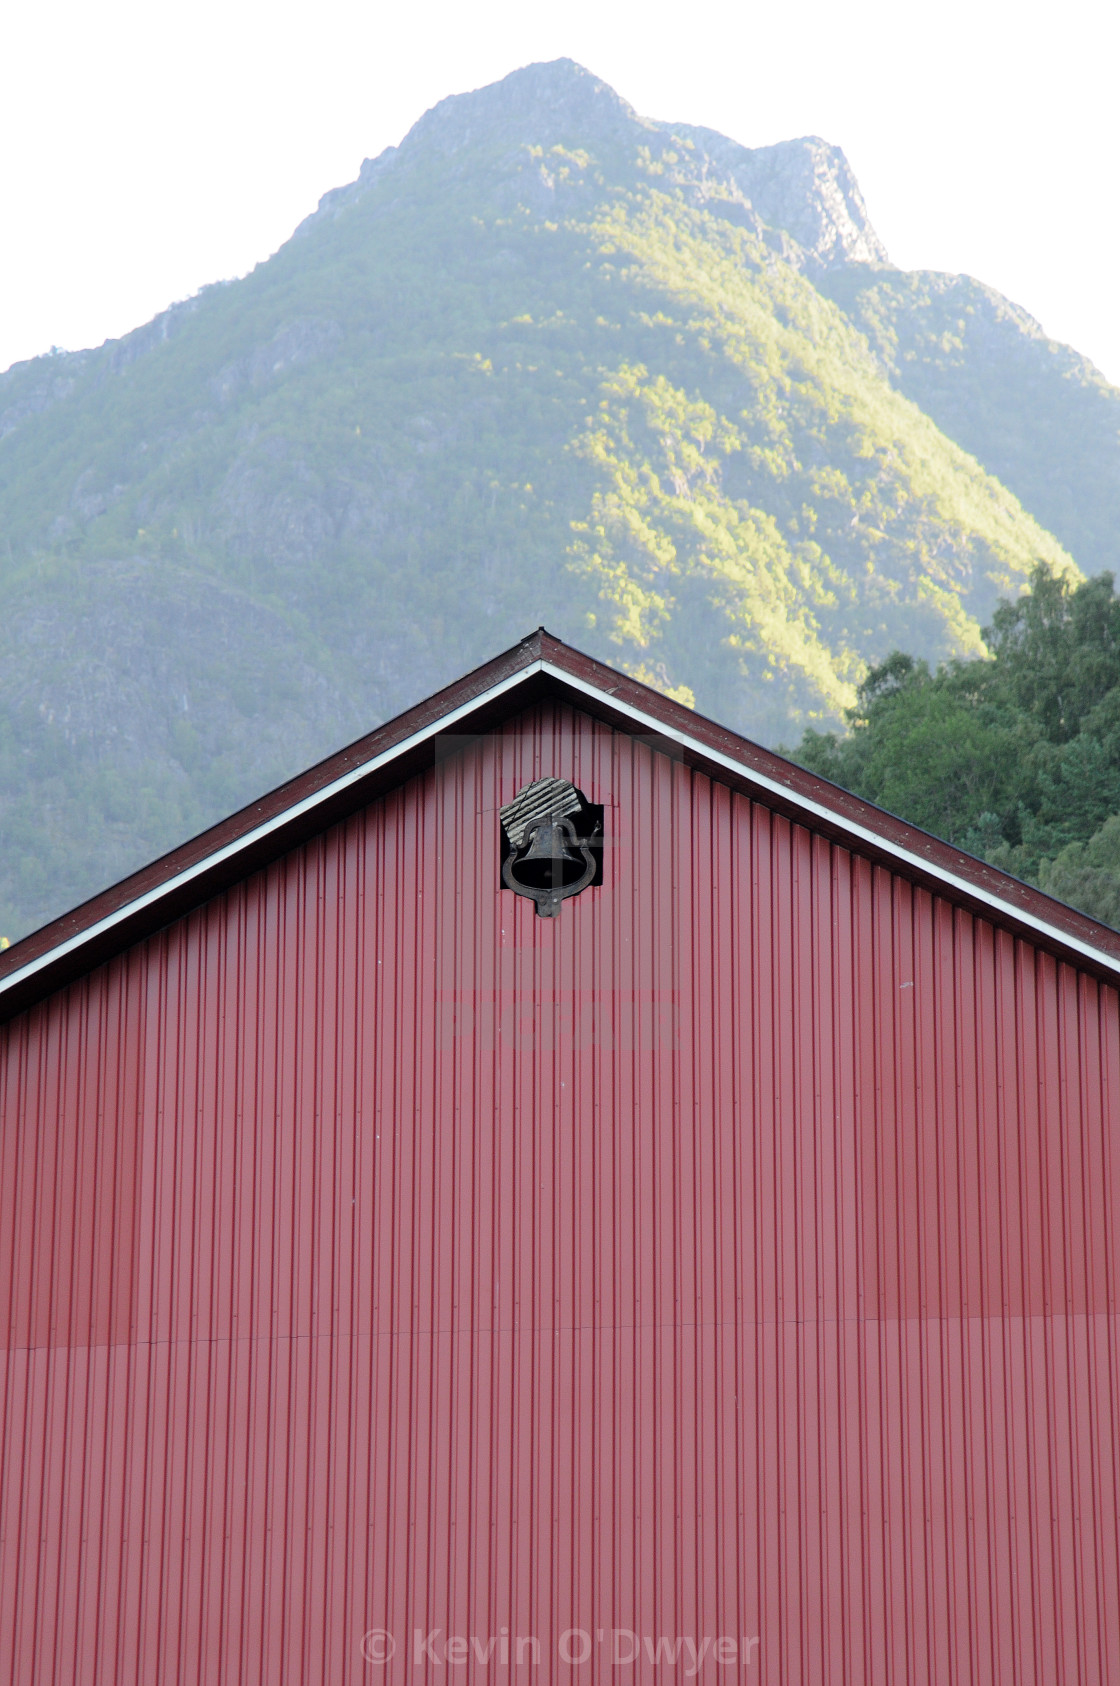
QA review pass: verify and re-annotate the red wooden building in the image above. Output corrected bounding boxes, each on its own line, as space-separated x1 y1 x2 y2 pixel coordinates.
2 630 1119 1684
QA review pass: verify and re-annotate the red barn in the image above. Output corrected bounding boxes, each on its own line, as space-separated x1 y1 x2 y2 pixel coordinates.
2 629 1119 1684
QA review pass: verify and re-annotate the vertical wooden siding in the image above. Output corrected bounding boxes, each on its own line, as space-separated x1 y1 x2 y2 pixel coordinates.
1 704 1119 1682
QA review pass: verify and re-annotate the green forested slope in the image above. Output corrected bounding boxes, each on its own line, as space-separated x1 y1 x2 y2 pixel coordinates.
820 267 1120 572
791 567 1120 928
0 59 1113 941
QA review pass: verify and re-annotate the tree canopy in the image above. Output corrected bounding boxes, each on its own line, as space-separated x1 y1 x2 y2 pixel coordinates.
791 566 1120 926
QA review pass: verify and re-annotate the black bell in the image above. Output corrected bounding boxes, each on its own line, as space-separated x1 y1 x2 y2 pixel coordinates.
500 781 600 917
509 816 590 891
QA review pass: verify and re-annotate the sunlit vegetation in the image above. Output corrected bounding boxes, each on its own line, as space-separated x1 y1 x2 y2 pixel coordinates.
791 567 1120 926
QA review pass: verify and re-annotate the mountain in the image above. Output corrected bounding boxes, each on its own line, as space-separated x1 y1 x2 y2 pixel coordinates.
1 58 1117 942
817 267 1120 574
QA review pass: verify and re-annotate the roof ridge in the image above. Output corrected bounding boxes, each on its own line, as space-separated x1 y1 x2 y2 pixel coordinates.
2 629 1118 1019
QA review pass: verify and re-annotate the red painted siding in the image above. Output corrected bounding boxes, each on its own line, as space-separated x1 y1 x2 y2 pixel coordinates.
1 702 1119 1683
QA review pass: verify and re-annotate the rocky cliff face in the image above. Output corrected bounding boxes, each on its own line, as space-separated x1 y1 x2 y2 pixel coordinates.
303 61 889 272
0 58 1114 942
666 124 889 269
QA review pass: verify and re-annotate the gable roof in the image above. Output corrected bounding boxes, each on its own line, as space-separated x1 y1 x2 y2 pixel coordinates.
2 627 1119 1021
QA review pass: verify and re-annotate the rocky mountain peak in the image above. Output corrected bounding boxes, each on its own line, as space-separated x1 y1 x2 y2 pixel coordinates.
401 58 644 158
670 127 889 268
341 59 887 272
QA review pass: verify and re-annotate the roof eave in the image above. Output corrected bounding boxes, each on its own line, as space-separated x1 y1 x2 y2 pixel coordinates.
2 627 1119 1021
0 632 552 1018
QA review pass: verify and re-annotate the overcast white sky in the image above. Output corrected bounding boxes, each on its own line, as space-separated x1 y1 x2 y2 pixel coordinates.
3 0 1118 383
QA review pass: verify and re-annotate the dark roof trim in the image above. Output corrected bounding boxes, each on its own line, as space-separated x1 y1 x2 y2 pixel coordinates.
2 628 1119 1020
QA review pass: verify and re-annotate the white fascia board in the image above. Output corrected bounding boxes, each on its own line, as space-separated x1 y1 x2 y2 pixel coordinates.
4 656 1119 999
540 662 1120 982
0 662 546 1001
